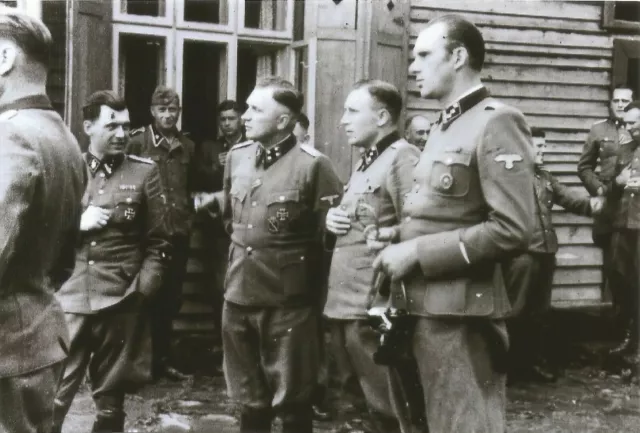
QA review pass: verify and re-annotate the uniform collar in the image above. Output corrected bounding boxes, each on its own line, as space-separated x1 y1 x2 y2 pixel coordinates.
255 134 297 169
358 131 399 172
150 124 182 149
85 152 125 178
437 86 490 131
0 94 53 115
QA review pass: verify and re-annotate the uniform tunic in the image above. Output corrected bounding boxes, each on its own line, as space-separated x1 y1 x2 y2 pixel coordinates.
221 134 343 413
0 95 86 433
398 87 536 433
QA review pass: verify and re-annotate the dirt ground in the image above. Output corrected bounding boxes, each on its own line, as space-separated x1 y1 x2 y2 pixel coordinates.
60 310 640 433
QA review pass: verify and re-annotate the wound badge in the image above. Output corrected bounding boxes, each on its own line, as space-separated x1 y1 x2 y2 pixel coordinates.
267 216 280 234
124 208 136 220
439 173 453 190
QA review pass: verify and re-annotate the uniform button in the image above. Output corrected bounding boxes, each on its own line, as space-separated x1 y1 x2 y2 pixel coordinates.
90 241 97 246
279 195 285 201
99 172 105 178
632 193 635 198
248 224 253 229
446 158 453 164
251 201 257 207
126 197 132 203
88 260 95 265
405 216 412 222
300 256 305 261
246 246 253 253
98 189 104 194
172 203 176 207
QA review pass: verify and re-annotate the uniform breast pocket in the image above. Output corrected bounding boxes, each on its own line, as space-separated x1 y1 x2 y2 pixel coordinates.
598 138 616 156
112 192 143 225
266 190 303 234
350 183 381 228
229 185 247 223
429 152 472 197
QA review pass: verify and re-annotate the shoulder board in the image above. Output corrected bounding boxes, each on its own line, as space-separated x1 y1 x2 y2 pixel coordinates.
130 127 145 137
593 119 607 125
0 109 18 121
231 140 253 150
300 144 321 157
127 154 154 164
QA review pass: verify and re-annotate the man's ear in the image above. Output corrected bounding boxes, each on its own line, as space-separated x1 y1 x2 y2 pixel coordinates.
452 46 468 71
83 120 93 137
376 109 392 128
0 42 17 76
276 113 291 131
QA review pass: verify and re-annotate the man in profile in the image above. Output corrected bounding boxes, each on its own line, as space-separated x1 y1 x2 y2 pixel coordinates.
0 9 86 433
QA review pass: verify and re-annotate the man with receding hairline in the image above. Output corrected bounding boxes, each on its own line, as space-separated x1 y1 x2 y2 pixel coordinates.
222 76 342 433
0 9 86 433
404 115 431 150
374 15 536 432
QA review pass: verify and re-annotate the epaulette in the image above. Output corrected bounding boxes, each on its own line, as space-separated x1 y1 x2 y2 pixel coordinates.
231 140 253 150
0 109 18 121
130 127 145 137
300 144 321 157
127 154 154 164
593 119 607 125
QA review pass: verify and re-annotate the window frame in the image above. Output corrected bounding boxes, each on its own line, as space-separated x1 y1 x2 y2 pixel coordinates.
602 2 640 33
176 0 235 33
113 0 175 27
237 0 294 41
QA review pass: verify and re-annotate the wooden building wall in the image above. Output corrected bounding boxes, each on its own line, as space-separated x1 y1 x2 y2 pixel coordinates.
407 1 639 307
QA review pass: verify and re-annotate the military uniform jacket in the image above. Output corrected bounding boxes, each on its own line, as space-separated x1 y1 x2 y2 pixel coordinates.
610 139 640 229
530 168 591 254
198 133 247 193
577 118 631 233
0 95 86 377
324 137 420 319
223 134 343 307
127 125 200 237
399 94 536 319
56 154 171 314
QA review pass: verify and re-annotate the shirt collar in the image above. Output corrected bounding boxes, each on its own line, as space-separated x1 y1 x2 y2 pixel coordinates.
0 94 53 115
255 134 297 169
358 131 400 171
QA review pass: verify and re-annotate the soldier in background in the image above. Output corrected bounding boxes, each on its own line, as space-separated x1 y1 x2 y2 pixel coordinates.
404 114 431 150
0 10 86 433
127 86 199 381
196 100 247 374
324 80 421 433
53 91 170 432
222 77 342 433
505 127 604 384
577 85 633 356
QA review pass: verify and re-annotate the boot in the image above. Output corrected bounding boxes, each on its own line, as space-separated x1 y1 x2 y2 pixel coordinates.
91 410 125 433
281 405 312 433
609 322 638 357
239 407 272 433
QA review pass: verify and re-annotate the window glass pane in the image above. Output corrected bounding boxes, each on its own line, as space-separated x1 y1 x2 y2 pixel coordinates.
122 0 166 17
42 0 67 117
0 1 18 8
614 1 640 22
237 43 279 106
119 34 165 128
184 0 228 25
293 0 304 41
244 0 287 31
182 40 226 144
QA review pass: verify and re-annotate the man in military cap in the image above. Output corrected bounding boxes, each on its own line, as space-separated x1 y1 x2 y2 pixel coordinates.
222 76 342 433
578 84 633 355
127 86 199 380
324 79 421 433
0 10 86 433
404 114 431 151
374 15 536 432
53 90 170 432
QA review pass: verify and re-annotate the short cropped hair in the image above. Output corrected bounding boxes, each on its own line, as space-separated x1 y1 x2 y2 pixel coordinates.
424 14 485 72
353 79 403 123
404 114 428 131
297 112 310 130
151 85 180 106
530 127 546 138
624 101 640 112
218 99 246 114
613 84 635 99
82 90 127 122
0 9 52 69
255 76 304 114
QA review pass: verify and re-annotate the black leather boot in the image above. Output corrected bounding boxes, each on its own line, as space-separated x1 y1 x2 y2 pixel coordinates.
609 323 638 357
91 410 125 433
239 407 272 433
281 405 313 433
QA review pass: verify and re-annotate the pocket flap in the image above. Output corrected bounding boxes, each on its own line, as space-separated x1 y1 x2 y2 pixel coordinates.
114 191 142 204
268 190 300 205
433 151 472 166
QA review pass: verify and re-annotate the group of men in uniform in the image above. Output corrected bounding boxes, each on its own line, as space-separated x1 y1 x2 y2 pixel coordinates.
3 7 640 433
